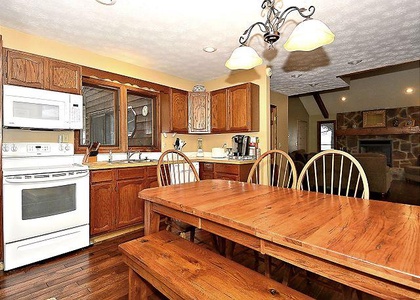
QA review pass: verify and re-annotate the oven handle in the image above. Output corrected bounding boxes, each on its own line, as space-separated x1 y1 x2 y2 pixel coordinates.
4 170 89 184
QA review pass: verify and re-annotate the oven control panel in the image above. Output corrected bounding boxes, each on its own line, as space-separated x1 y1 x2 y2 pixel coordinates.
2 143 74 157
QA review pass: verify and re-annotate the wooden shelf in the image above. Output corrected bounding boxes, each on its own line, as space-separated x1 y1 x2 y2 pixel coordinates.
336 126 419 136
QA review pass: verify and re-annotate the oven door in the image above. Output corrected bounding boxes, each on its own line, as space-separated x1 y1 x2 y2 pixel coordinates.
3 171 89 243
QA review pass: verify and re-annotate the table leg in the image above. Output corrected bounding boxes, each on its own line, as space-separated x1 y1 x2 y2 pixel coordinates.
128 268 155 299
144 201 160 235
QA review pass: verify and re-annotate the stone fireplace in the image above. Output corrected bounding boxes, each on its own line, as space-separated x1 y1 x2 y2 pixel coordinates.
336 106 419 180
359 139 393 166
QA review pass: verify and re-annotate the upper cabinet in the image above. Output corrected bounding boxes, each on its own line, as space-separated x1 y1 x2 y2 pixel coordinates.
210 88 228 133
162 83 260 134
161 88 189 133
188 92 211 133
2 49 82 94
211 83 259 133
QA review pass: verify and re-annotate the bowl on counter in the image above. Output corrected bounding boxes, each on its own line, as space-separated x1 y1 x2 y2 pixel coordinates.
211 148 226 158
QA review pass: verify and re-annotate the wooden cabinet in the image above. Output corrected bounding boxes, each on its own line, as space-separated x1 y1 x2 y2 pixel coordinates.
199 162 214 180
188 92 210 133
171 88 189 133
90 166 156 236
90 170 115 235
161 88 188 133
210 89 228 133
47 59 82 94
211 83 259 133
199 162 252 182
3 48 82 94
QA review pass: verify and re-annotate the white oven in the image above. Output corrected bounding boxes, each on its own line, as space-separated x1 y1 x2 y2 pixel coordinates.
2 143 90 271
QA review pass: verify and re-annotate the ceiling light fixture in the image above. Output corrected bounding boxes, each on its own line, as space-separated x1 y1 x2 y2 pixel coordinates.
203 47 217 53
225 0 334 70
95 0 117 5
405 87 414 94
341 96 347 101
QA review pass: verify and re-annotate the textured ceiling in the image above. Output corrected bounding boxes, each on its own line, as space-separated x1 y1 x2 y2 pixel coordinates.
0 0 419 99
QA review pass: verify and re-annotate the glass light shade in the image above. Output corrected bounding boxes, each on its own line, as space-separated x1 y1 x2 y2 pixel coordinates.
225 46 263 70
284 19 335 52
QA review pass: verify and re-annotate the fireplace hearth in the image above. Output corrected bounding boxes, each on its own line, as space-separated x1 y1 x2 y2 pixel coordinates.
359 139 392 166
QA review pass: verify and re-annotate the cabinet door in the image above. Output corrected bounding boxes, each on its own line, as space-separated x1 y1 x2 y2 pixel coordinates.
188 92 210 133
227 84 251 131
171 88 188 133
210 88 228 133
4 49 46 89
199 162 214 180
48 59 82 94
90 181 114 235
115 178 146 228
227 83 259 132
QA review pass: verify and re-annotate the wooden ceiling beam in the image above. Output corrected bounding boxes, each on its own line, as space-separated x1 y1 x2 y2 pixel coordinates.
312 92 329 119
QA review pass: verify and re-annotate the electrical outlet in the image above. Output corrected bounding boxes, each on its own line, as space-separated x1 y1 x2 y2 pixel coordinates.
62 134 69 142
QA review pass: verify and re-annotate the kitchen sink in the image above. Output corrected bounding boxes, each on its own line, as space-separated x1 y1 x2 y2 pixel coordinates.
109 159 158 164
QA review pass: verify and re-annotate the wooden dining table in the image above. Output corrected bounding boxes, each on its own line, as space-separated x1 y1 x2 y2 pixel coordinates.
140 179 420 299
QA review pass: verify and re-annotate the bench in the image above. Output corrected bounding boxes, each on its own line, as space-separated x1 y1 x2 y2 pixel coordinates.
119 230 312 299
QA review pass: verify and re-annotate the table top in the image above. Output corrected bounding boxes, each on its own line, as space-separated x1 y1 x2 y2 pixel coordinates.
139 179 420 290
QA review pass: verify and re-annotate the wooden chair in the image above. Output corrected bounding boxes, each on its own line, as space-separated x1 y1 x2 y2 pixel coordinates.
297 149 370 199
247 149 298 189
295 149 369 296
157 149 200 242
232 150 298 277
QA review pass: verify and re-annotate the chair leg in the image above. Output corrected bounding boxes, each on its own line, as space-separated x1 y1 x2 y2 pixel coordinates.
264 255 271 277
189 228 195 242
226 240 235 259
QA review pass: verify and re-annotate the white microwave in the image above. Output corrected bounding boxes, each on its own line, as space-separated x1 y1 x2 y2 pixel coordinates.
3 85 83 130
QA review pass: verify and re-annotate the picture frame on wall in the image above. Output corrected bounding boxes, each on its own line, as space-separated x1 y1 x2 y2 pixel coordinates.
362 109 386 128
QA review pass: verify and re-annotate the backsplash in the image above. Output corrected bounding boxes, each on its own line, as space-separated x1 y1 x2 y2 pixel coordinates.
337 106 419 180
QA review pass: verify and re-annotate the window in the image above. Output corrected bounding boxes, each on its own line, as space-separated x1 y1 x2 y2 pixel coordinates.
80 82 119 147
318 121 336 151
127 91 156 148
75 75 160 153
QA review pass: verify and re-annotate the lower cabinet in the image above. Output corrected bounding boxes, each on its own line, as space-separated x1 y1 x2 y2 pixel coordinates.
90 166 157 236
199 162 253 182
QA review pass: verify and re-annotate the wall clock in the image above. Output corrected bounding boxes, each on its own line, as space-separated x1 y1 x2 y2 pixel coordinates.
141 105 148 117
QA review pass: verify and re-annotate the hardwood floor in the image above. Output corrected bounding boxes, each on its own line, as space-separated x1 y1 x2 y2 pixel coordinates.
0 227 381 300
370 179 420 205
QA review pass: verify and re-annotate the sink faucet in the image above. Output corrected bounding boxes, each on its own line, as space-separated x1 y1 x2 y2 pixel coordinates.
127 150 142 162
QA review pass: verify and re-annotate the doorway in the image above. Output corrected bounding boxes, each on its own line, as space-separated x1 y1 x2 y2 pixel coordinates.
317 120 336 152
270 105 277 149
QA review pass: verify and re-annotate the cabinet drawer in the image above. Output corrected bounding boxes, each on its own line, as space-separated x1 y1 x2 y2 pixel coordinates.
214 173 239 181
146 166 157 177
91 170 113 183
117 167 145 180
202 163 214 171
214 164 239 175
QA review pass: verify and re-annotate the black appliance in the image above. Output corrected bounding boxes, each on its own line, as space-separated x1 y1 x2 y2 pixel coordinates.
232 135 250 156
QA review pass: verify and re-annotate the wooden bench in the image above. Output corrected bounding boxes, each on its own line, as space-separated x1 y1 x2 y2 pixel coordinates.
119 230 313 299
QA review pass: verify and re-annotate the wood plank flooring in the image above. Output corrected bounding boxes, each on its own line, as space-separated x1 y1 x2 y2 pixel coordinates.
1 180 416 299
0 227 382 300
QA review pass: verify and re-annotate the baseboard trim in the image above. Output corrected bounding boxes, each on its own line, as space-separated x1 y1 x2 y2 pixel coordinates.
89 224 144 244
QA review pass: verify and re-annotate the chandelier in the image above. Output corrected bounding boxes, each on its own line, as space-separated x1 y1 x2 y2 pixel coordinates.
225 0 335 70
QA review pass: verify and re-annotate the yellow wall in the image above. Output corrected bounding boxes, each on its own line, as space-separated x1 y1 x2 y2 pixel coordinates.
1 26 272 151
288 96 309 152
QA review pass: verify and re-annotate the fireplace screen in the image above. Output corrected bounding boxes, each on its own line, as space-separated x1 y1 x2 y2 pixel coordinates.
359 139 392 166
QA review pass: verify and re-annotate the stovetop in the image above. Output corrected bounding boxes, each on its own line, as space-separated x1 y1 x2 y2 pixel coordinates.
2 142 87 175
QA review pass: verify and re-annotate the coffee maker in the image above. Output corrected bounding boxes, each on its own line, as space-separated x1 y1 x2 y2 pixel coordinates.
232 135 250 157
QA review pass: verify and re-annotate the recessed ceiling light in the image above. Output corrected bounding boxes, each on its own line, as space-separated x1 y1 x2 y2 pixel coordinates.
347 59 363 65
405 87 414 94
341 96 347 101
95 0 117 5
203 47 217 53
